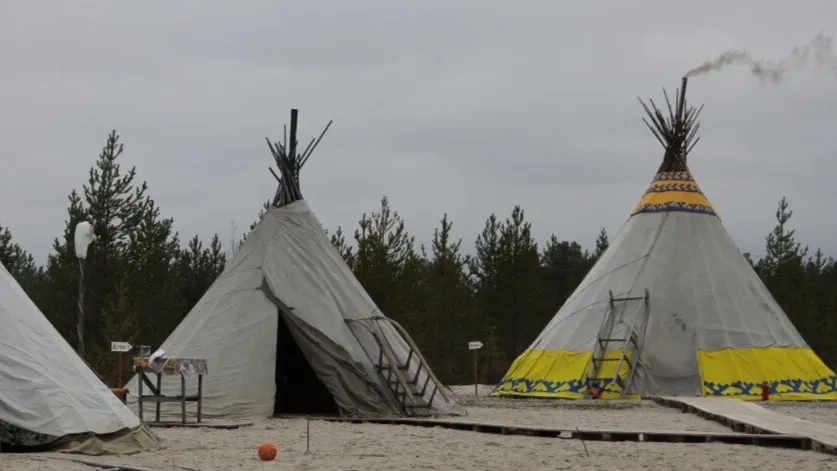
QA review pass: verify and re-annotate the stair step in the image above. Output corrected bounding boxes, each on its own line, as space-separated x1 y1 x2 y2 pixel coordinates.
389 380 421 390
405 402 432 409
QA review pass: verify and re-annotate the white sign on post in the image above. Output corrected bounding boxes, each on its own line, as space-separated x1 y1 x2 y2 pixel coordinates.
468 341 484 350
111 341 133 353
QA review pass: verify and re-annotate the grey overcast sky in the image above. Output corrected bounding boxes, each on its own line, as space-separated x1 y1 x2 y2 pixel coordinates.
1 1 836 263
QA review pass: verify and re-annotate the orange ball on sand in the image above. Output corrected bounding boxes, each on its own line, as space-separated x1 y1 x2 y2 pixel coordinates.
258 443 277 461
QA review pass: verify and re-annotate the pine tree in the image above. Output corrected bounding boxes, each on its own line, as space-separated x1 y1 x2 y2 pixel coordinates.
351 196 420 328
236 200 271 252
415 214 474 382
470 207 541 378
540 235 591 317
594 227 610 259
42 131 180 371
0 224 43 295
497 206 541 357
758 197 807 276
176 234 227 312
469 212 503 376
757 197 812 348
328 226 355 265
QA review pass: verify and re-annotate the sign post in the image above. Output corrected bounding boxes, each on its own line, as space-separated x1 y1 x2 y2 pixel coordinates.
111 341 133 387
468 341 484 397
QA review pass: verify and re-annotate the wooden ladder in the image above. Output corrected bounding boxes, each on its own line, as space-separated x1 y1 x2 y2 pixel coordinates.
583 289 649 399
371 332 438 417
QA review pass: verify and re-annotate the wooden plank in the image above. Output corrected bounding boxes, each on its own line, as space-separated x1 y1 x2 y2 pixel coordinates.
146 421 253 429
281 415 809 451
138 395 200 403
58 456 164 471
133 356 208 376
653 396 837 454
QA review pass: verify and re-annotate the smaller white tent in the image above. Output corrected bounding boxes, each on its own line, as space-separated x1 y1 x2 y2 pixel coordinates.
0 261 160 454
127 109 465 420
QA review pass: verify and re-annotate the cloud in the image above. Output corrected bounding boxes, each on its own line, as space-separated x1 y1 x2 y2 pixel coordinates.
1 0 836 263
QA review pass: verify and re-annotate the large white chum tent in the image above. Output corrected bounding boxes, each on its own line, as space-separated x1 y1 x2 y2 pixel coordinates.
492 78 837 401
0 260 161 454
127 110 464 420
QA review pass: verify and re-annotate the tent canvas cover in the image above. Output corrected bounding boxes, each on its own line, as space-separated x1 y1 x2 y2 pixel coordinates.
127 110 464 420
492 78 837 401
0 260 160 454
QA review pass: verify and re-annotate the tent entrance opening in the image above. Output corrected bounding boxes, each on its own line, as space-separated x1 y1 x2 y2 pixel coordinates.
273 312 338 416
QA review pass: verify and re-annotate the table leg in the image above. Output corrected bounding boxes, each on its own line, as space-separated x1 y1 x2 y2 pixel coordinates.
181 374 186 424
197 374 203 423
137 367 144 422
155 373 162 423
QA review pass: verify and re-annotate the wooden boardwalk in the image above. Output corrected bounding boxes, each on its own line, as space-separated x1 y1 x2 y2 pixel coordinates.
145 421 252 429
653 396 837 454
284 415 809 450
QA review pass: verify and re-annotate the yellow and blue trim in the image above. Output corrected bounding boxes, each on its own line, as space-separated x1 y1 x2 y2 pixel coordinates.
491 349 641 400
631 171 717 216
698 347 837 400
492 346 837 400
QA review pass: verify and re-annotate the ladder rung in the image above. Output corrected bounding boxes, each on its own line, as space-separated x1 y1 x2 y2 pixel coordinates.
611 295 645 302
593 357 633 366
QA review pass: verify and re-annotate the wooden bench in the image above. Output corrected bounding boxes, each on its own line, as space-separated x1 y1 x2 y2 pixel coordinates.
134 356 207 424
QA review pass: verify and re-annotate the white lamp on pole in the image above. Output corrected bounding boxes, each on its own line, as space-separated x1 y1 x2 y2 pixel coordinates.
73 221 96 359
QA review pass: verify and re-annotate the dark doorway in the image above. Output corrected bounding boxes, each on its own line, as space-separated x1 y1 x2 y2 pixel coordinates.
273 312 339 416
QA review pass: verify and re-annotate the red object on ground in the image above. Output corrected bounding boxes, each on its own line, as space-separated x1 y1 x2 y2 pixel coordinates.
591 387 602 399
258 443 278 461
761 382 770 401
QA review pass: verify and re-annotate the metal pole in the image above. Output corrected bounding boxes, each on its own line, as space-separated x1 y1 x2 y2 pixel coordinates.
77 258 86 359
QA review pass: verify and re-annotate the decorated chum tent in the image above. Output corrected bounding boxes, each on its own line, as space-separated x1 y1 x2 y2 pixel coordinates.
492 78 837 401
0 261 161 454
127 110 464 419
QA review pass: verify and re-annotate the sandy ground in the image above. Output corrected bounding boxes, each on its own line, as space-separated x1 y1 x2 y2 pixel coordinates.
5 386 837 470
761 401 837 425
5 418 837 471
448 385 732 432
0 455 96 471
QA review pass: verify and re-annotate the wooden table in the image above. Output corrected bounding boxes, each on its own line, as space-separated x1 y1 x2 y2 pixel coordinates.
134 356 208 424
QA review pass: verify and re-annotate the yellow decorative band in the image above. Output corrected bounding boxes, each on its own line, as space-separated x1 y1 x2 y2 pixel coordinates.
645 182 702 193
698 347 837 400
489 349 640 399
631 171 717 216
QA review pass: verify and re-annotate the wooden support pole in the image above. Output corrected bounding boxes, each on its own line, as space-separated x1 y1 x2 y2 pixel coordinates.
289 109 298 161
137 366 144 421
473 349 478 397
